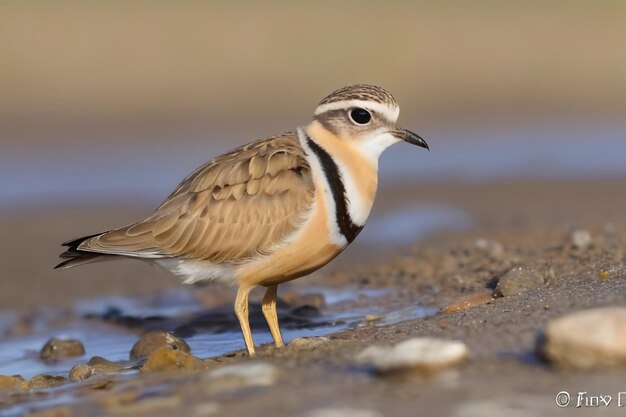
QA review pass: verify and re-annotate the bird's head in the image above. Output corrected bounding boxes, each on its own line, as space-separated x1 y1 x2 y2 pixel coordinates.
310 84 428 159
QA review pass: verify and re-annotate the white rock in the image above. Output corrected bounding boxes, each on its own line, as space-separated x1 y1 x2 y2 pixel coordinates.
204 362 278 388
475 238 504 258
540 306 626 369
570 230 592 250
305 408 384 417
356 337 469 373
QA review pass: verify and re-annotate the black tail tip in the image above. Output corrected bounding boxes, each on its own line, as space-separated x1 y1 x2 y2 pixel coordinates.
55 232 105 270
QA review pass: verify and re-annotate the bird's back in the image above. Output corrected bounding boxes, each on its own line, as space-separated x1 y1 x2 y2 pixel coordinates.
56 132 316 269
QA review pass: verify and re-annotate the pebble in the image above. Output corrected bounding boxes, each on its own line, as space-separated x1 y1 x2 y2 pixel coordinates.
474 239 504 258
68 364 96 381
87 356 126 373
40 338 85 362
203 362 279 390
364 314 382 322
288 336 328 349
356 337 469 374
130 330 191 360
538 306 626 369
495 266 544 297
0 374 29 391
141 346 204 373
29 374 68 389
441 291 494 313
305 408 383 417
570 229 592 250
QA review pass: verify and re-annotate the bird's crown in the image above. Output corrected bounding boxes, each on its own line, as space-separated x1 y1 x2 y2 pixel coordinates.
313 84 399 124
318 84 397 108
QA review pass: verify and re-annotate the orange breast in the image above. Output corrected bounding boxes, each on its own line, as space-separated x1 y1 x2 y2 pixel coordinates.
235 177 344 287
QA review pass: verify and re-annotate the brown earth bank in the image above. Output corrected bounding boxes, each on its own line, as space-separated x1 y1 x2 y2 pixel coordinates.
0 178 625 416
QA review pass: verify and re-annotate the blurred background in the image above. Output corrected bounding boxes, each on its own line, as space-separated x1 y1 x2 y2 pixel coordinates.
1 1 626 310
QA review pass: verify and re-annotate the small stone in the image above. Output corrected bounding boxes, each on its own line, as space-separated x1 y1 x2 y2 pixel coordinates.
570 230 592 250
288 337 328 348
68 364 96 381
495 266 544 297
599 270 610 281
40 338 85 362
87 356 126 373
441 291 494 313
538 306 626 369
356 337 469 374
203 362 279 390
141 346 203 373
364 314 382 322
475 239 504 258
29 374 68 389
130 330 191 360
305 408 383 417
0 375 29 391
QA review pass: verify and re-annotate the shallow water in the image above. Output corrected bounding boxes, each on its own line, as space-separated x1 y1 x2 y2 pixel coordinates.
0 287 434 381
2 121 625 206
380 121 626 182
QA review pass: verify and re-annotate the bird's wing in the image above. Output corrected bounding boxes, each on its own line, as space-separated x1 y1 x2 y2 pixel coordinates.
78 132 315 263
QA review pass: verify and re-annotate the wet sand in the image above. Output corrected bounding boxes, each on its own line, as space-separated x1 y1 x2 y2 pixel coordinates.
1 178 625 416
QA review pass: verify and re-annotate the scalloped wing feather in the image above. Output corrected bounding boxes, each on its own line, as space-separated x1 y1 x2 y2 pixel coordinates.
76 132 315 264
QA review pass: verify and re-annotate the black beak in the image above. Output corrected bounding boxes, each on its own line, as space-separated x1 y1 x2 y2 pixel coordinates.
391 129 429 150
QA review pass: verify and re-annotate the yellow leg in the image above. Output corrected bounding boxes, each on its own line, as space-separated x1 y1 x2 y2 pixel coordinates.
235 285 256 356
262 285 284 348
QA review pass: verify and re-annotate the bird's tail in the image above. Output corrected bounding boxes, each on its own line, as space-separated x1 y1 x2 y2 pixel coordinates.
54 233 116 269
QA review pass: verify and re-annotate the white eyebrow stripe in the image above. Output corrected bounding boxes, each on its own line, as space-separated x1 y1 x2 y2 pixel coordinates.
314 100 399 122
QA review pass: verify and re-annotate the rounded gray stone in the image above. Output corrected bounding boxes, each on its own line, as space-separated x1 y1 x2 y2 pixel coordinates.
495 266 544 297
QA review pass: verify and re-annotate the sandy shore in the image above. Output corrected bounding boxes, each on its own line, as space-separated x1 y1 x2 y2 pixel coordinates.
1 178 625 416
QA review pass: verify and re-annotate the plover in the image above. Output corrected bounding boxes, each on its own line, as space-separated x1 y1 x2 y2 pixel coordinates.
56 84 429 355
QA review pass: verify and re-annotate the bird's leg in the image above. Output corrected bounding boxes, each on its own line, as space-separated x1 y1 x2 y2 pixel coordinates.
235 285 256 355
262 285 284 348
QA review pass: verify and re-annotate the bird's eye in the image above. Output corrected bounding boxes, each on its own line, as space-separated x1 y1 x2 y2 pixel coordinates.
349 108 371 125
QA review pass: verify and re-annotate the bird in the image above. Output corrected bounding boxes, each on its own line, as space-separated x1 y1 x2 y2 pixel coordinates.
55 84 429 355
